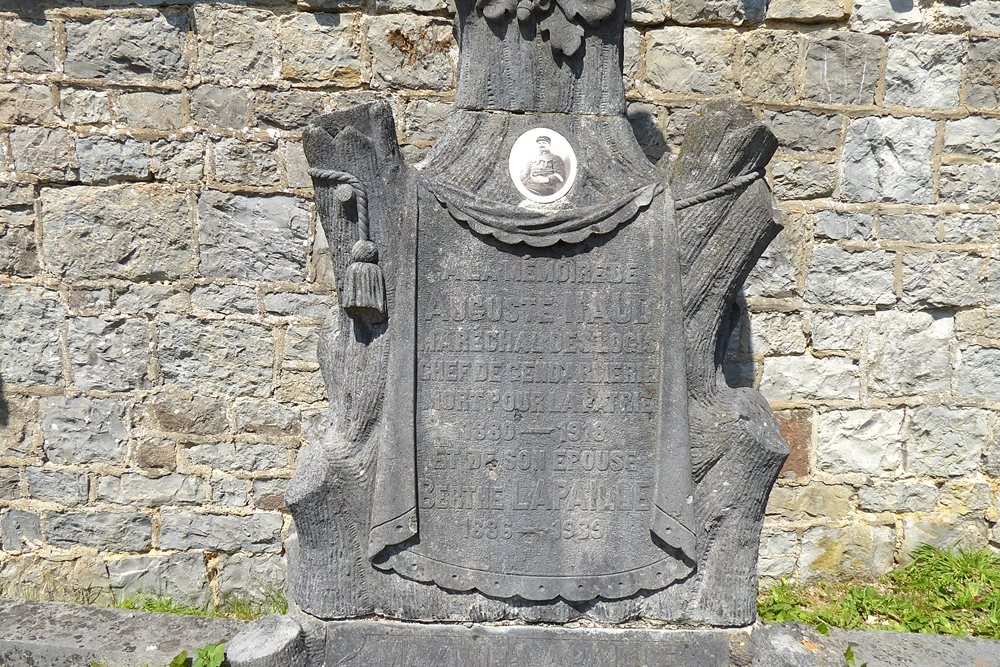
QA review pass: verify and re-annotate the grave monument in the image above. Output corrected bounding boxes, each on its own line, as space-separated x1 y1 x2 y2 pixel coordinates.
229 0 786 663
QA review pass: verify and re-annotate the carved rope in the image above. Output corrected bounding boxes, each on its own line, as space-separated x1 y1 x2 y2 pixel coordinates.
309 168 371 243
673 171 763 212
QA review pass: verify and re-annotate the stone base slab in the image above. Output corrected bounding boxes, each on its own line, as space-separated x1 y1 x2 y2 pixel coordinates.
228 615 1000 667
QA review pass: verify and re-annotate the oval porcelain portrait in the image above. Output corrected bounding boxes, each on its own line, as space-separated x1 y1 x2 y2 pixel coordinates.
508 128 577 204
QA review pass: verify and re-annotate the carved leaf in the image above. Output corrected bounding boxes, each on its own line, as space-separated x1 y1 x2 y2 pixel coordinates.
477 0 519 20
538 5 585 56
556 0 616 25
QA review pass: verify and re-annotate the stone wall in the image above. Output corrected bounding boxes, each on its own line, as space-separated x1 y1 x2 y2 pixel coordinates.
0 0 998 605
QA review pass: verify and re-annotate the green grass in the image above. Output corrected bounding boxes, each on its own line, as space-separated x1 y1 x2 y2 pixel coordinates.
113 586 288 621
758 544 1000 638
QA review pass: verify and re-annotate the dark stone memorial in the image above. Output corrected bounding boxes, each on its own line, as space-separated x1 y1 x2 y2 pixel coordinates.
229 0 787 663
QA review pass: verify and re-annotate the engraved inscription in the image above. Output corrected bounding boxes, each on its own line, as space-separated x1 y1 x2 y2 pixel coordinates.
408 205 670 590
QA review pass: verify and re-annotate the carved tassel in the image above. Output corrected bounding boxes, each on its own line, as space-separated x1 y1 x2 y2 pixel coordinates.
308 168 387 325
342 239 386 324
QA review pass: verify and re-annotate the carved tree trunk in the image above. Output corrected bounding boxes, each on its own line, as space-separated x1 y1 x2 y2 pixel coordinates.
286 101 409 618
671 100 789 625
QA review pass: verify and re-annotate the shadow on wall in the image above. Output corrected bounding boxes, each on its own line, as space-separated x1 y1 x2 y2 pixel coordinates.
0 374 7 429
722 295 756 390
627 106 669 163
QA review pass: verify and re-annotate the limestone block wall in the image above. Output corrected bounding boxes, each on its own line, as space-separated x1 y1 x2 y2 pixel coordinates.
0 0 998 605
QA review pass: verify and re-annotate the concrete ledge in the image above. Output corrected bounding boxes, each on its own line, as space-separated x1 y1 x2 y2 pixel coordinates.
0 598 245 667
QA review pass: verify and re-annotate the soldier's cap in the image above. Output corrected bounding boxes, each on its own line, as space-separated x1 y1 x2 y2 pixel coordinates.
536 135 551 144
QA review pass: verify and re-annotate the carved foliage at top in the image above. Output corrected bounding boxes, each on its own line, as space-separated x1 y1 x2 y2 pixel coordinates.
476 0 617 56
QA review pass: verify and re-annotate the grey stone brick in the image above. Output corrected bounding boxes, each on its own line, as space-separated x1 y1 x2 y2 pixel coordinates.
0 225 39 278
212 474 250 508
212 139 280 187
798 524 894 581
134 389 228 436
39 397 126 468
233 401 301 437
757 527 797 580
253 479 287 511
41 185 196 281
64 12 189 81
645 27 737 95
922 0 1000 33
815 409 905 475
937 481 992 515
766 483 852 521
114 91 184 130
11 127 78 182
957 345 1000 399
96 473 208 507
813 210 873 240
191 285 258 315
191 86 249 129
760 355 860 402
858 482 939 513
114 284 190 316
194 6 278 84
283 142 311 188
0 83 55 125
158 317 274 398
25 467 88 505
158 510 283 553
878 213 937 242
866 311 953 398
805 246 895 306
368 15 456 91
107 553 210 606
0 469 20 501
943 117 1000 159
902 517 987 561
75 136 149 184
198 191 309 282
762 111 842 153
46 511 152 551
901 252 986 307
59 89 111 125
884 34 963 109
802 31 883 106
948 213 998 245
261 292 335 319
148 138 205 184
766 0 845 21
850 0 923 32
770 160 835 200
217 553 285 602
966 38 1000 109
0 510 41 552
811 312 863 352
0 554 110 602
628 0 667 24
68 317 150 392
940 164 1000 204
279 13 362 85
671 0 766 24
747 312 806 357
739 31 799 102
743 214 806 299
0 396 39 459
252 89 326 130
3 19 56 74
840 116 936 204
186 443 289 473
906 407 988 477
0 286 64 386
